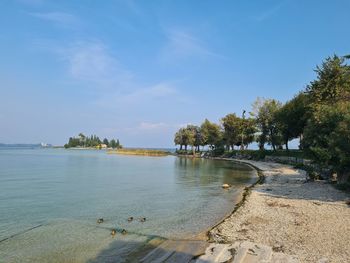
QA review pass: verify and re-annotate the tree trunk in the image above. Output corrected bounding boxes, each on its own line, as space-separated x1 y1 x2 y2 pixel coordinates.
192 145 195 156
180 145 183 150
185 145 187 151
272 142 276 151
285 140 289 151
299 134 304 149
338 170 350 184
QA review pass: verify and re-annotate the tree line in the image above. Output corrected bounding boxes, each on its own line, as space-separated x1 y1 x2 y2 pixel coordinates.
174 55 350 183
64 133 122 149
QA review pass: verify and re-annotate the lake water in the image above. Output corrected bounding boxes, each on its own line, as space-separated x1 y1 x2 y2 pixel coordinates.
0 148 256 262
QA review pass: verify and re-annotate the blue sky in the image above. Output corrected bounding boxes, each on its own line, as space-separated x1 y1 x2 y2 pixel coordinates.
1 0 349 147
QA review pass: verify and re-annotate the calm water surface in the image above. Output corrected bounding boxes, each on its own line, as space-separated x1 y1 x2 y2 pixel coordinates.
0 148 255 262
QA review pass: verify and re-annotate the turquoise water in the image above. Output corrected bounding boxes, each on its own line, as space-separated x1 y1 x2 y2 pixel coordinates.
0 148 255 262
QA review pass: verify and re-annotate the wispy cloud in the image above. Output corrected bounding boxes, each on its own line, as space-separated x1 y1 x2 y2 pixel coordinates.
121 82 177 102
254 1 288 22
32 38 190 106
55 41 189 105
93 80 189 110
138 122 169 130
29 11 80 28
159 28 224 62
60 41 133 89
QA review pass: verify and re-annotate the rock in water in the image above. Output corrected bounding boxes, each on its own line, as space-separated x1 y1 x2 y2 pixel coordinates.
222 184 231 189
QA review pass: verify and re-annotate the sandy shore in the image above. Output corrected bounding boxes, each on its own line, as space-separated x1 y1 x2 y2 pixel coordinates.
209 160 350 263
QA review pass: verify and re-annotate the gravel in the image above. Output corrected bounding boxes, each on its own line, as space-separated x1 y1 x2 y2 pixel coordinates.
210 160 350 263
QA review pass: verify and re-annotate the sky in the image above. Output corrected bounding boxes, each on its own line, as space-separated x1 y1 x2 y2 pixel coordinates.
1 0 350 147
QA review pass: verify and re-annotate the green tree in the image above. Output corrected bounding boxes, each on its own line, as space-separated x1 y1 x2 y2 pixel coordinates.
103 138 109 147
109 139 116 149
252 98 282 150
201 119 222 150
306 55 350 112
185 125 202 154
174 130 183 150
275 92 310 150
303 102 350 183
221 113 240 150
182 128 192 151
116 139 122 149
241 118 257 149
303 55 350 183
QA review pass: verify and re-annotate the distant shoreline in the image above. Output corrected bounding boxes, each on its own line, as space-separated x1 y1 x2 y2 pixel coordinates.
107 148 171 156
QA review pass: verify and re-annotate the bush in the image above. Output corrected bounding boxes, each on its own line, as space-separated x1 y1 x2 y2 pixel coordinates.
294 163 319 180
211 146 225 157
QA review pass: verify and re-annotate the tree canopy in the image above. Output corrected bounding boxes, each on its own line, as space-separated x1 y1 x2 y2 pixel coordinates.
173 54 350 184
64 133 122 149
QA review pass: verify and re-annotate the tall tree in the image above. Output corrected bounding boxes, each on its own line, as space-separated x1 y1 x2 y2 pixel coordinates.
201 119 222 149
240 118 257 149
103 138 109 147
306 55 350 111
252 98 282 150
109 139 116 148
303 55 350 183
174 130 183 150
275 92 310 150
221 113 240 150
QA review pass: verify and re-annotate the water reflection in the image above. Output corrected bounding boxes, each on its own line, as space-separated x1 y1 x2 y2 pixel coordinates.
0 149 256 262
174 157 255 188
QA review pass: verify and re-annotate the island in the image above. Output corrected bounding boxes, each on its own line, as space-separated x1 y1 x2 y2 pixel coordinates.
64 133 122 150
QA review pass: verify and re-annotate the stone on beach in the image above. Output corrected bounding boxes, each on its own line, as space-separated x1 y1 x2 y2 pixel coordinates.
210 160 350 263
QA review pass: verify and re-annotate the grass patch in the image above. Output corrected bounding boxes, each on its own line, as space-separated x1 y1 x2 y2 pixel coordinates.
108 148 171 156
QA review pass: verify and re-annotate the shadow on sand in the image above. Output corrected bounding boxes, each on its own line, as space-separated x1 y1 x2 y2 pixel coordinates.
254 166 350 203
86 235 210 263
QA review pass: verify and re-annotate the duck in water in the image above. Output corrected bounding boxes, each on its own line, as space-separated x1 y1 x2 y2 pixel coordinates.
111 229 117 236
140 217 146 222
97 218 104 224
121 229 127 235
127 217 133 222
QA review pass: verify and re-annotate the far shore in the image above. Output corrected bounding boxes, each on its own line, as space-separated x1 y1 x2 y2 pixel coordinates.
206 158 350 262
107 148 171 156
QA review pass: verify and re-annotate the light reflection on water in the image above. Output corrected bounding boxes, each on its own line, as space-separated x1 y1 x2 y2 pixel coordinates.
0 148 255 262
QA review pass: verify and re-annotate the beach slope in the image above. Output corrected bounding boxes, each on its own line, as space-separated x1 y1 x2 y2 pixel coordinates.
209 160 350 263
